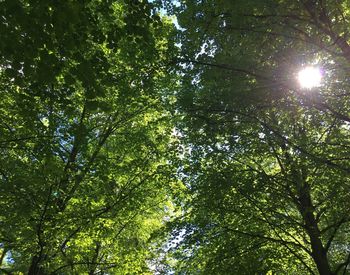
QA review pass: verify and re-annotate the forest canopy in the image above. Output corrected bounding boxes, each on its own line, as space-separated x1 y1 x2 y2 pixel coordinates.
1 0 350 274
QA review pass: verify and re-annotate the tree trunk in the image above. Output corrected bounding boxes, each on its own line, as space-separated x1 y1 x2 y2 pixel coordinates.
88 241 101 275
28 255 45 275
298 184 333 275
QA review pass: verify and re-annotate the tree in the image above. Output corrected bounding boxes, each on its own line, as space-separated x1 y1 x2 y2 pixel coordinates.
168 0 350 274
0 0 180 273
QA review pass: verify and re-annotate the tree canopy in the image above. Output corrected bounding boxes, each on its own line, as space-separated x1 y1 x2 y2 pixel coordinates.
0 0 180 273
2 0 350 274
166 1 350 275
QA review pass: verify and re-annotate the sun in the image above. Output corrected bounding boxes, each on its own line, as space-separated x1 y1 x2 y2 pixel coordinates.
298 66 322 89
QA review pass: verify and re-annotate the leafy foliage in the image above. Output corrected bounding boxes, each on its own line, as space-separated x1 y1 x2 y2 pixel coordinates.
167 0 350 274
0 0 181 274
3 0 350 274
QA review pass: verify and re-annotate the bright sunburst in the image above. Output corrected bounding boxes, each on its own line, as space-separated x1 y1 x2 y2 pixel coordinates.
298 66 322 89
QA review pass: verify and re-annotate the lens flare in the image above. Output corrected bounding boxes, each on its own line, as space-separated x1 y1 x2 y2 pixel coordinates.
298 67 322 89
